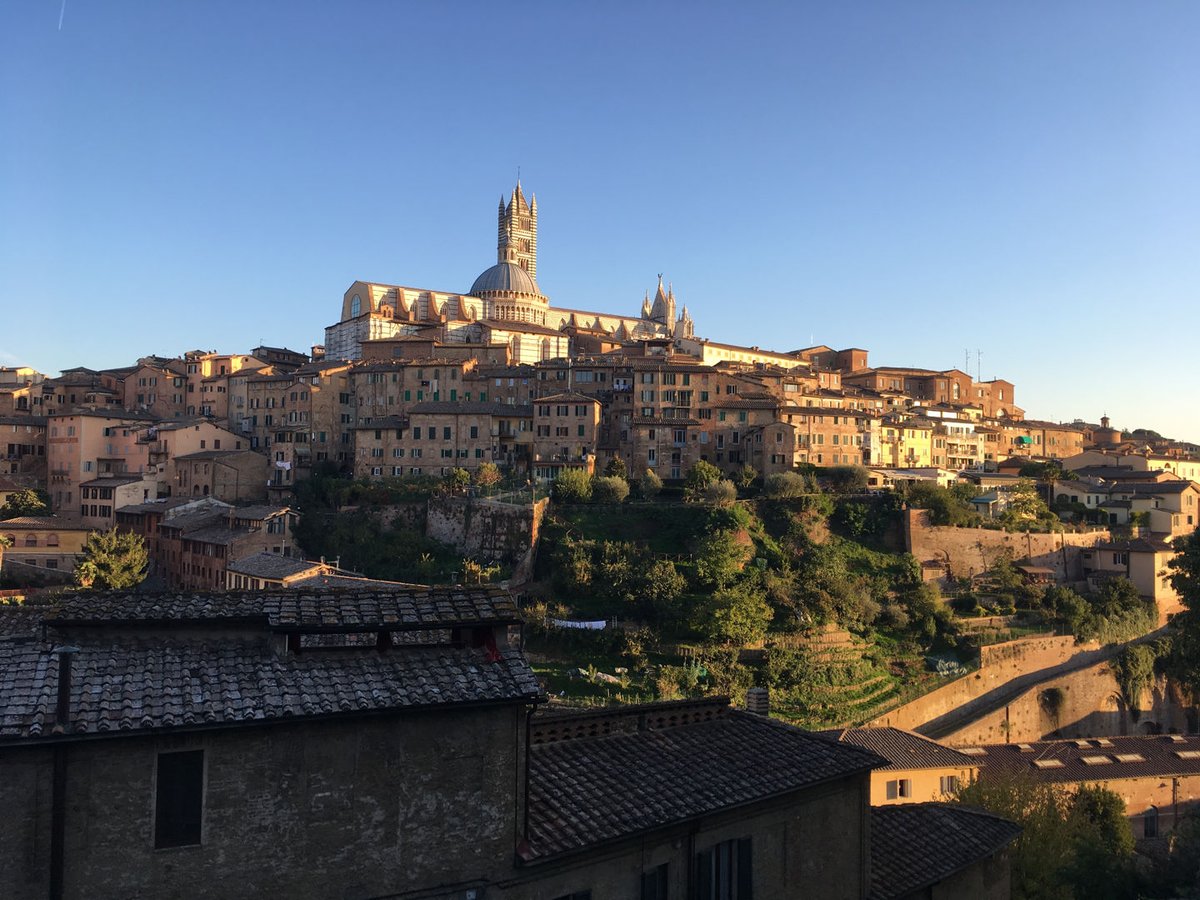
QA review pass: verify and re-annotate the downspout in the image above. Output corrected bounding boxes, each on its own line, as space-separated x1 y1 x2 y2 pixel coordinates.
49 646 78 900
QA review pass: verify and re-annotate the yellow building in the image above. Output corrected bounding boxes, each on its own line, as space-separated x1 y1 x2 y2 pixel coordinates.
0 515 91 581
823 727 979 805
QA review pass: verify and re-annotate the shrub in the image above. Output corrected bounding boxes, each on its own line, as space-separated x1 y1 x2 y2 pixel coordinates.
763 471 808 499
638 468 663 499
592 475 630 503
703 479 738 507
553 468 592 503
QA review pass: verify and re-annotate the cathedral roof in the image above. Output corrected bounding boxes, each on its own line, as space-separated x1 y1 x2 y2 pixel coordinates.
469 262 542 298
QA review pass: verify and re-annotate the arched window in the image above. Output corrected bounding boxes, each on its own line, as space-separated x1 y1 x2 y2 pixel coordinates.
1145 805 1159 838
350 294 362 317
24 534 37 547
46 533 59 547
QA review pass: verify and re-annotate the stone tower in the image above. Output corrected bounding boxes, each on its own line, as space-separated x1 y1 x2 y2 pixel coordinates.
497 182 538 278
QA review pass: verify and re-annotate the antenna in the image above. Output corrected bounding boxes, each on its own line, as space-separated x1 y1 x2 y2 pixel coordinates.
965 349 970 373
976 349 982 383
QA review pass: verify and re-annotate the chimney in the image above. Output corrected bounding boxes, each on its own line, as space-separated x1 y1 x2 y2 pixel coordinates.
745 687 769 717
53 646 80 734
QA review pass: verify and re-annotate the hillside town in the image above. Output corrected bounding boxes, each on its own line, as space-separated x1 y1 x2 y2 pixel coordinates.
4 184 1200 899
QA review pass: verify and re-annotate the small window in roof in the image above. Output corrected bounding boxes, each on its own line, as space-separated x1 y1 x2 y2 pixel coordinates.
1174 750 1200 760
1032 759 1065 769
1081 755 1112 765
1096 739 1114 747
1073 740 1092 748
1114 754 1146 763
1017 743 1035 752
960 747 987 756
1166 735 1187 743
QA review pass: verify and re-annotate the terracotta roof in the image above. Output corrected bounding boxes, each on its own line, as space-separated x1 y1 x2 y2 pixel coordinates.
523 700 883 860
819 727 979 771
535 392 599 404
973 734 1200 782
0 516 86 530
46 587 522 631
410 401 532 417
869 804 1020 899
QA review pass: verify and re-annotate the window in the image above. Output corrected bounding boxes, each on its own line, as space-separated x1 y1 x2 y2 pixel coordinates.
1144 805 1159 839
939 775 959 794
885 778 912 800
641 863 669 899
155 750 204 848
695 838 752 900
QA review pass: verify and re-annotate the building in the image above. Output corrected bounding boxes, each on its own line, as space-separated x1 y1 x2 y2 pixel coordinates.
0 516 91 581
822 727 981 806
0 591 1019 899
974 733 1200 839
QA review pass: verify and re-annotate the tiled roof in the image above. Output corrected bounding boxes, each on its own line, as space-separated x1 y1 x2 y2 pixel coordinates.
0 638 538 742
229 505 291 521
410 401 532 417
0 516 87 530
46 587 523 631
524 700 883 860
869 803 1021 899
973 734 1200 782
819 727 980 771
226 553 324 579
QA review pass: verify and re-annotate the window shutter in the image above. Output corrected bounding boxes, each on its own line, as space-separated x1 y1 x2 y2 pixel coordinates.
695 850 713 900
737 838 753 899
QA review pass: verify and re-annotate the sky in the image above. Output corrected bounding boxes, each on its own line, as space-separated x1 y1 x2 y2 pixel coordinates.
2 2 1198 441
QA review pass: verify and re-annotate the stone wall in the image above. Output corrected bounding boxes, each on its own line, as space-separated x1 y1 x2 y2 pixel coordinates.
905 508 1113 581
425 495 548 565
868 635 1108 733
1 705 525 900
939 669 1197 746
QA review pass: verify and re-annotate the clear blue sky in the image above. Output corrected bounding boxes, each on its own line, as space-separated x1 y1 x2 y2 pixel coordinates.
3 2 1198 441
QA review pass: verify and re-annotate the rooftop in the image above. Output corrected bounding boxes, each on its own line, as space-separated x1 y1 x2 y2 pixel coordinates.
972 733 1200 782
819 727 980 772
226 553 326 580
869 804 1021 900
522 699 883 861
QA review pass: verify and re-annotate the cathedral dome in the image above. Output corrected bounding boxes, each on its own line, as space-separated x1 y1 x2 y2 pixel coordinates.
469 262 542 298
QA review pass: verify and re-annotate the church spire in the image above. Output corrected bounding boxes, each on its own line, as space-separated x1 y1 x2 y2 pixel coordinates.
497 179 537 277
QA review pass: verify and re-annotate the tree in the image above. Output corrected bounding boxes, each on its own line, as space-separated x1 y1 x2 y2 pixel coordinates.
702 479 738 507
472 462 501 491
591 475 630 503
763 471 808 499
732 465 758 490
956 774 1135 900
1166 529 1200 695
684 461 722 500
702 582 773 646
639 558 687 623
823 465 869 494
443 468 471 495
1001 479 1060 532
552 468 592 503
603 457 628 480
0 489 49 520
637 468 663 499
693 528 752 590
74 529 149 590
1019 459 1073 506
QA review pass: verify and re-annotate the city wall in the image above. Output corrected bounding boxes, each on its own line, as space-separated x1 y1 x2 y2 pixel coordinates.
939 669 1196 746
905 508 1113 581
868 634 1106 733
425 495 548 565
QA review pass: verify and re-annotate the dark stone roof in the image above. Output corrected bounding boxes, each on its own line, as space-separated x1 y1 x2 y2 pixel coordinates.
226 553 324 580
45 587 522 631
819 727 980 771
0 638 537 742
973 734 1200 782
523 700 883 861
869 803 1020 899
410 401 533 417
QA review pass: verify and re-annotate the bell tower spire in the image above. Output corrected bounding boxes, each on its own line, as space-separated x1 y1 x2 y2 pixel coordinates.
497 180 538 278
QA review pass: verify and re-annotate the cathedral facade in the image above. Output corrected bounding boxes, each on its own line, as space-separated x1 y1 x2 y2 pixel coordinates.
323 182 697 364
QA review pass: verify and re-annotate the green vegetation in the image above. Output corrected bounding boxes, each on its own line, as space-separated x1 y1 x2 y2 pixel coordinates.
1165 528 1200 697
293 468 465 583
0 488 49 520
74 528 149 590
531 481 966 727
956 776 1135 900
591 475 630 503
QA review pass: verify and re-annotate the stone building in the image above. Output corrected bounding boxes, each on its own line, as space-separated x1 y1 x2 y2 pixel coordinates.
0 589 1019 899
822 727 981 806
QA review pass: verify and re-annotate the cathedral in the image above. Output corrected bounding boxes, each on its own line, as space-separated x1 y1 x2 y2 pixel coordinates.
323 182 697 363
